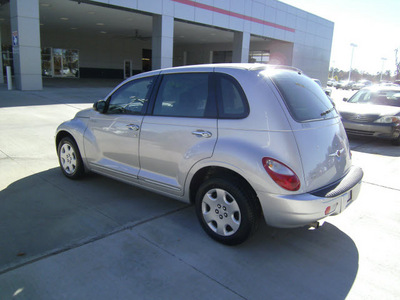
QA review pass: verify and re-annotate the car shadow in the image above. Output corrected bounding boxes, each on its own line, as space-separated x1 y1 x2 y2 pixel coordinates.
134 206 359 300
0 167 187 273
0 167 359 299
244 222 358 299
348 135 400 157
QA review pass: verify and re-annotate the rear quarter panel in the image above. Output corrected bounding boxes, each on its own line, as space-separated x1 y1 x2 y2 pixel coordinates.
185 68 305 196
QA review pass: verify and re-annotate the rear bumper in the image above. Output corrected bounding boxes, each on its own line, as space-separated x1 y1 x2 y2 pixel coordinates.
258 166 363 228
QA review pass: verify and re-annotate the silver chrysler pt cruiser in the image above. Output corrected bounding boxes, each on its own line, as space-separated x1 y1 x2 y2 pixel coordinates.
56 64 363 245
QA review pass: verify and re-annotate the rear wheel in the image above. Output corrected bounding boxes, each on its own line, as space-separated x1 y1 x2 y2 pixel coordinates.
195 177 260 245
57 137 84 179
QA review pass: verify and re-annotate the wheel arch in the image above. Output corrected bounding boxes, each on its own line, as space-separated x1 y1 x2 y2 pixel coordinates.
188 166 259 206
55 130 75 149
56 129 89 173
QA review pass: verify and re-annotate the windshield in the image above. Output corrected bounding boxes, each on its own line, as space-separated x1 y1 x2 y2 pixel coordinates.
348 89 400 107
264 70 338 122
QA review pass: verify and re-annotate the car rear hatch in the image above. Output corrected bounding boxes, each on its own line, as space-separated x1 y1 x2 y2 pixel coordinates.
266 69 353 192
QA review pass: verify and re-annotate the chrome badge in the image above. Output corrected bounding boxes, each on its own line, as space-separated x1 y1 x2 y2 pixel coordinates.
329 148 345 158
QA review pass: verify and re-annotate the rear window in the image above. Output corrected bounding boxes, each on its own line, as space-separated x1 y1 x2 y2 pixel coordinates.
265 70 338 122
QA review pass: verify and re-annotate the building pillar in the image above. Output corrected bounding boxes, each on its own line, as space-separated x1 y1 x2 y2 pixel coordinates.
0 26 4 84
10 0 42 90
152 14 173 70
232 31 250 63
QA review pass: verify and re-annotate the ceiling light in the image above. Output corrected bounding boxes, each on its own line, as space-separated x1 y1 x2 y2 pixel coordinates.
96 22 105 26
100 31 107 34
60 17 69 21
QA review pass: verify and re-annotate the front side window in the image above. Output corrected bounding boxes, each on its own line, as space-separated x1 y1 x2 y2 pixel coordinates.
107 76 155 115
153 73 215 118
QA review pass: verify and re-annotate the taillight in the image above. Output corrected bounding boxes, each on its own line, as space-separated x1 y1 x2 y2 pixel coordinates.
262 157 300 191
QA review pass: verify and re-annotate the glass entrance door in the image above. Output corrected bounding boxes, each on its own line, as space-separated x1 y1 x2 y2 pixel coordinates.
124 60 132 79
53 49 63 77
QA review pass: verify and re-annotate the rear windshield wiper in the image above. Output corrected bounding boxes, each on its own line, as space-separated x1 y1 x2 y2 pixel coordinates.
321 106 335 117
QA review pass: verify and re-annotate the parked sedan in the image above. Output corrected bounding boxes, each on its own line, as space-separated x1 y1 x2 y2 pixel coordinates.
56 64 363 245
327 79 338 87
352 80 372 90
337 80 355 90
338 86 400 145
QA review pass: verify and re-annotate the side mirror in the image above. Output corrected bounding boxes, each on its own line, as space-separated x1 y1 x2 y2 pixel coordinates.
93 100 106 113
343 98 348 102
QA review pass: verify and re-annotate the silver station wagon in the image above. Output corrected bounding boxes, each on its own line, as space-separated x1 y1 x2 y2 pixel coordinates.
56 64 363 245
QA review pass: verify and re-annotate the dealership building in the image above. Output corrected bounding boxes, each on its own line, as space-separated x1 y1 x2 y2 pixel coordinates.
0 0 334 90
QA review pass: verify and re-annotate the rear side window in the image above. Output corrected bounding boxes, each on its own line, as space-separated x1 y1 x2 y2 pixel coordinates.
153 73 216 118
266 71 338 122
216 74 249 119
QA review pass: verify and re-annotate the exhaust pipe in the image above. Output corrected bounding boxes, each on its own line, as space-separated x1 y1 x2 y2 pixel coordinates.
308 221 324 230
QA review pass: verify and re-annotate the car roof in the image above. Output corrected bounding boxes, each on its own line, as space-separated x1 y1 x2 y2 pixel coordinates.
156 63 302 74
122 63 305 87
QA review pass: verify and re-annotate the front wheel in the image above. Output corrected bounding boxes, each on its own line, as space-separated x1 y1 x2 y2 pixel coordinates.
195 177 260 245
57 137 85 179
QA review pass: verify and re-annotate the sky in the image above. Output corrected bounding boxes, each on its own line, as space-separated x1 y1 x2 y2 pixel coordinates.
279 0 400 75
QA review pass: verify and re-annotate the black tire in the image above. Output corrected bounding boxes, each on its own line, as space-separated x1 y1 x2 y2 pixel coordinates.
57 136 85 179
391 136 400 146
195 177 260 245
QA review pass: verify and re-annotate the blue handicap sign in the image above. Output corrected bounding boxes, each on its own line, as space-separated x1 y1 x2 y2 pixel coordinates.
12 32 18 46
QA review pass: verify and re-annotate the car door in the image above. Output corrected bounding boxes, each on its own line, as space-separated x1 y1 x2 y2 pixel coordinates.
139 71 218 196
83 75 156 181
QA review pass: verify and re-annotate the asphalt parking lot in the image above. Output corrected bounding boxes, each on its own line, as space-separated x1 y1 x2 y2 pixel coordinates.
0 81 399 299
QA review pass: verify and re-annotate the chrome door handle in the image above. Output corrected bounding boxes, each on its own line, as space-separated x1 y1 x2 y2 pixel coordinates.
192 130 212 138
126 124 140 131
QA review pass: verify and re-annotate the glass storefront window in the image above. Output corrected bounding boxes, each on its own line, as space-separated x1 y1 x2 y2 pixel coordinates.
2 46 79 78
2 45 14 75
41 48 79 78
42 48 52 77
65 49 79 77
249 50 270 64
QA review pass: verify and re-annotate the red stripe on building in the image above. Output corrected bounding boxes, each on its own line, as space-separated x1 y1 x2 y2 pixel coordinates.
172 0 295 33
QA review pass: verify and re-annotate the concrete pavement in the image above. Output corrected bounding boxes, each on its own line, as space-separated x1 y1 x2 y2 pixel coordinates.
1 83 399 299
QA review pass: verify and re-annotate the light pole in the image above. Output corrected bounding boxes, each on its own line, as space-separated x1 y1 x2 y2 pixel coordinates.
348 43 357 81
380 57 387 82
